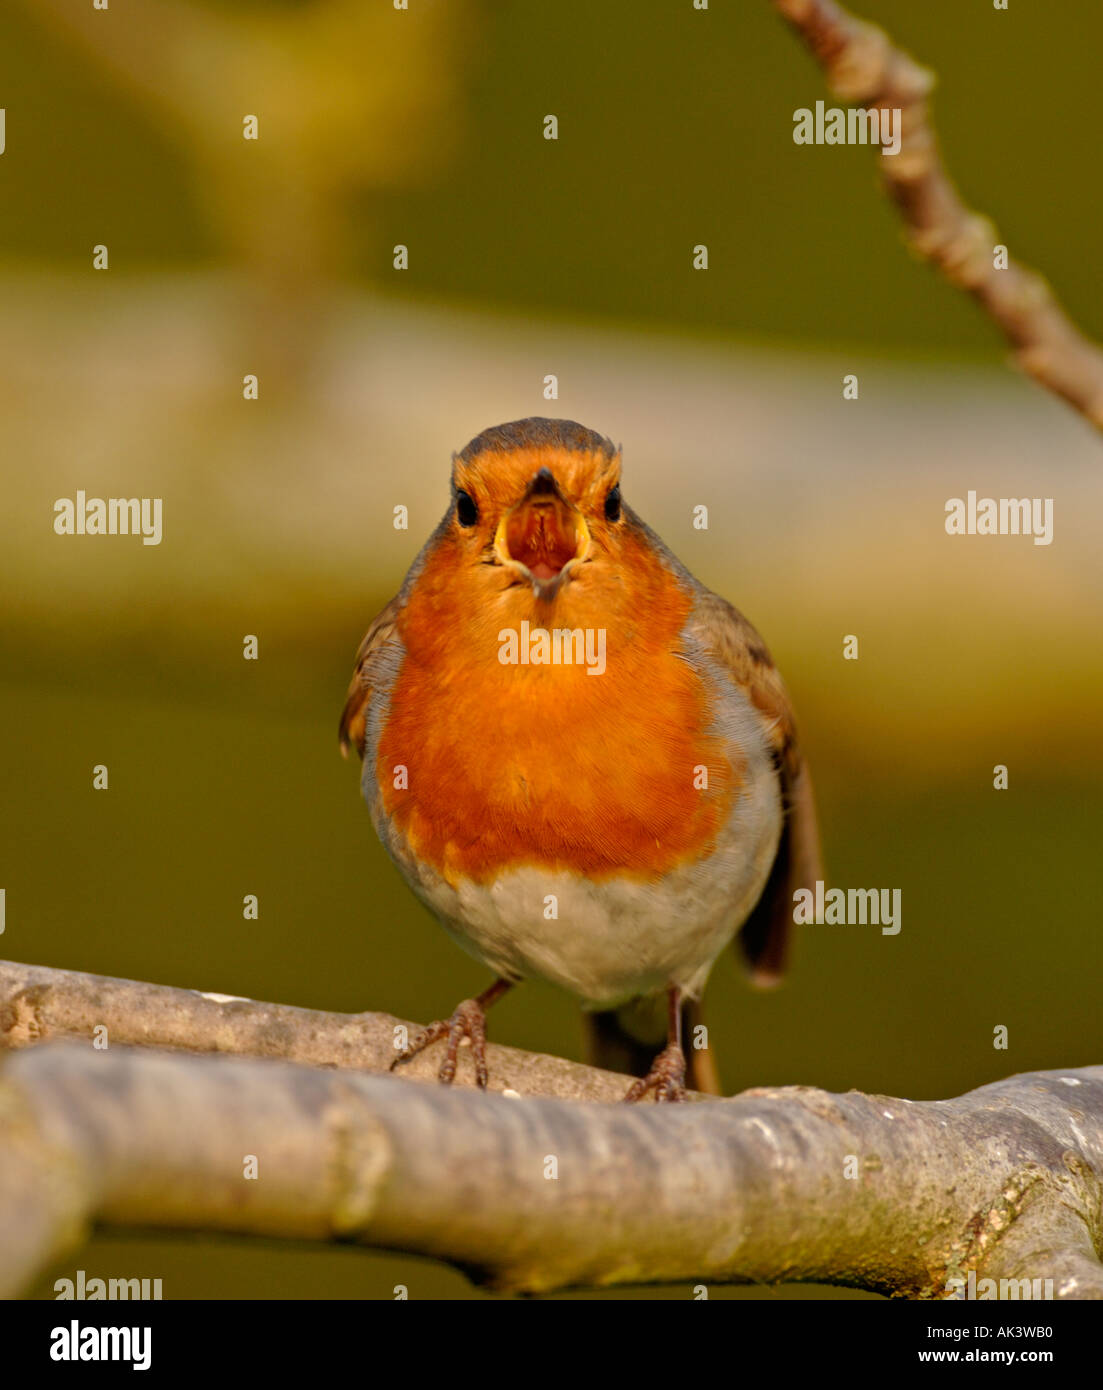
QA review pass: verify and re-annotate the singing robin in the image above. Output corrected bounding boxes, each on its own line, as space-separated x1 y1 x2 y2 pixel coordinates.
339 418 821 1100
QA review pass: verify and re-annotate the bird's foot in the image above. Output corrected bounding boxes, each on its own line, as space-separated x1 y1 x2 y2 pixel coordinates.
390 987 505 1089
622 1041 687 1103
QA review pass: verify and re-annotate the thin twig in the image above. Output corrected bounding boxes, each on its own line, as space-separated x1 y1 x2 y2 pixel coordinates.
772 0 1103 430
0 958 688 1103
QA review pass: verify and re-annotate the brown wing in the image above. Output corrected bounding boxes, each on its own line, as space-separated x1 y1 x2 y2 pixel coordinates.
338 594 403 760
689 589 823 985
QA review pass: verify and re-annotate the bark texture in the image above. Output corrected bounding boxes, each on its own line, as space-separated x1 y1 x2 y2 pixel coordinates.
1 962 1100 1299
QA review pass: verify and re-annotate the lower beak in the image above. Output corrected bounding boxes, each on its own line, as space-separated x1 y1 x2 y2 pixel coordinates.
494 494 590 600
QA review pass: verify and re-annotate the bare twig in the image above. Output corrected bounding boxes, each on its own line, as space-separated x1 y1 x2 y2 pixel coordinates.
0 959 653 1104
771 0 1103 430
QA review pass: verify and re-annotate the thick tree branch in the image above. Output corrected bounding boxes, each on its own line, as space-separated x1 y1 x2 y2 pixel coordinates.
1 961 1101 1298
1 1041 1101 1299
772 0 1103 430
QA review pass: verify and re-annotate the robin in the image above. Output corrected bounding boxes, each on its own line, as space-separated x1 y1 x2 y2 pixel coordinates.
339 418 821 1100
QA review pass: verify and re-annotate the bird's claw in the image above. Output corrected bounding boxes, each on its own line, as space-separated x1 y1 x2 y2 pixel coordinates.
390 997 492 1088
622 1042 687 1103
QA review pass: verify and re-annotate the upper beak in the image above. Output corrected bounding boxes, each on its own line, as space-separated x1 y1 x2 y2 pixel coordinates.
494 467 590 600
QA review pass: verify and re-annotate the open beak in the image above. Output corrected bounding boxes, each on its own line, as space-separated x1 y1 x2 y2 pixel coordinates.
494 467 590 600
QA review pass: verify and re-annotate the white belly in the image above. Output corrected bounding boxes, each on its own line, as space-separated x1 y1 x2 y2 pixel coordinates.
369 690 782 1009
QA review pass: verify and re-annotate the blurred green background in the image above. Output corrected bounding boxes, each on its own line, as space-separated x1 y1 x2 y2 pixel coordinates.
2 0 1100 1300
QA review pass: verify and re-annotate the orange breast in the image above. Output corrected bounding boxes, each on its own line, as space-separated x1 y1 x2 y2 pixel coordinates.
376 535 739 884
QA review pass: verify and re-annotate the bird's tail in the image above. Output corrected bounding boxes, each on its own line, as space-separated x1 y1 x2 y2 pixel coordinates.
583 996 723 1096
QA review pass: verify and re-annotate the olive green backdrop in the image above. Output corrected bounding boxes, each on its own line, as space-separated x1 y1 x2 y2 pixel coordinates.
2 0 1100 1300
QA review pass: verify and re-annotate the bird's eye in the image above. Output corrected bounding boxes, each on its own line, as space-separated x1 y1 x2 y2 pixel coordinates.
456 490 479 527
604 483 622 522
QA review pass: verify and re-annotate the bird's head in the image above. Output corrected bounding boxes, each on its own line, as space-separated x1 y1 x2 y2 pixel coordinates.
445 417 625 604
